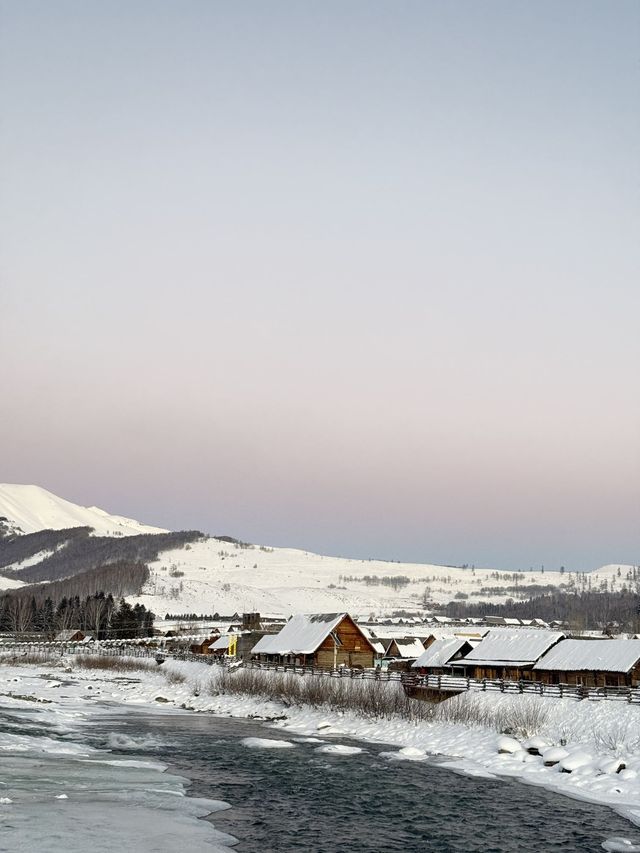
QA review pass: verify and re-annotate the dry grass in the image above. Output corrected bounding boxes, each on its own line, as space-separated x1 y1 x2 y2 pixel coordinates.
434 693 549 737
74 654 158 673
214 668 434 722
213 668 551 735
0 651 58 666
163 668 187 684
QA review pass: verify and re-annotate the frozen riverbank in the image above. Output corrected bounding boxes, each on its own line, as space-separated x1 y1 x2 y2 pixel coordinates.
1 653 640 848
0 697 237 852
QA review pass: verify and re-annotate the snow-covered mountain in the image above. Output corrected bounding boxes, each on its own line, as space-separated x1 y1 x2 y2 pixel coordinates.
0 484 166 537
0 484 634 616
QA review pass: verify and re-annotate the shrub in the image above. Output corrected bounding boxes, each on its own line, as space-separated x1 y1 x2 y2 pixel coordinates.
74 654 157 673
0 651 58 666
213 668 434 723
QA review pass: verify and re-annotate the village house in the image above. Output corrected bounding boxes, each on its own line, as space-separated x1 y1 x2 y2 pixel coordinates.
209 633 237 658
251 612 378 669
189 634 220 655
411 636 475 675
381 637 426 670
532 639 640 688
384 637 426 660
55 629 90 643
451 629 565 680
358 626 386 663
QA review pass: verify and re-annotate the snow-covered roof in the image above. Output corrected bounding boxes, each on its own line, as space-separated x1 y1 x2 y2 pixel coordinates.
390 638 425 658
533 639 640 674
358 626 386 656
55 629 84 642
252 613 368 655
210 634 232 650
457 630 564 666
412 637 470 669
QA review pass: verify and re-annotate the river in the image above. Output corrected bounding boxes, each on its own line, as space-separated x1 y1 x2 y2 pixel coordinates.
87 708 639 853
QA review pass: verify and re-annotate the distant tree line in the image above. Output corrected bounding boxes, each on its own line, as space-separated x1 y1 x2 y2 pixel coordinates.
441 589 640 632
0 591 154 638
339 574 412 590
164 613 219 621
4 561 151 603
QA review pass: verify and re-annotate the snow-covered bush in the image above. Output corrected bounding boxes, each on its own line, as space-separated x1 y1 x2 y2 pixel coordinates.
593 720 640 757
497 697 549 739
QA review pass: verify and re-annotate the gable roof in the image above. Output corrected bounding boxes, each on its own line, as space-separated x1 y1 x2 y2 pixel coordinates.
390 637 425 658
55 629 84 642
251 613 371 656
358 626 386 656
533 639 640 674
412 637 471 669
210 634 233 651
457 630 564 667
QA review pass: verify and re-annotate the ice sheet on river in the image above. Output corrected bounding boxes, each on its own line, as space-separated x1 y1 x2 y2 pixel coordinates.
0 708 237 852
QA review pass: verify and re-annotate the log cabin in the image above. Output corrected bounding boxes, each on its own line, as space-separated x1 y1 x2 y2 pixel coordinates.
532 638 640 688
55 629 88 643
385 637 426 661
189 635 220 655
411 636 474 675
451 629 565 680
251 612 377 669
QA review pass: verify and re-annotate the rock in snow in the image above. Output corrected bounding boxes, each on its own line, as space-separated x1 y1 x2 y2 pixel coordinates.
559 751 593 773
497 736 521 754
542 746 569 767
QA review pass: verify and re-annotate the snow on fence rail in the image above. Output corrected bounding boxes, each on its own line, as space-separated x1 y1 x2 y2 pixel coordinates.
405 672 640 704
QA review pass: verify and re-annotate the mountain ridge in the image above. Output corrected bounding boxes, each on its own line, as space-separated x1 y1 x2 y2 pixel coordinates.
0 484 633 617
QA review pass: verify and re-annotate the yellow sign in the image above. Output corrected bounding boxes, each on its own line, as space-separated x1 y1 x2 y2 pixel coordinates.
228 635 237 657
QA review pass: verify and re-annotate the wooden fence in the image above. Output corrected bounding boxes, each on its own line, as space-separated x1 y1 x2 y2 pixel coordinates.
404 672 640 704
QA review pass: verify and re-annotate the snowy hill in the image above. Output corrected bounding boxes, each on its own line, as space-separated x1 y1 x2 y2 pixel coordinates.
0 484 635 617
0 484 166 537
130 537 636 618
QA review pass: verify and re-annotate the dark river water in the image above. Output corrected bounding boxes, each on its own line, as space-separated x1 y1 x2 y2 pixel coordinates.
89 710 638 853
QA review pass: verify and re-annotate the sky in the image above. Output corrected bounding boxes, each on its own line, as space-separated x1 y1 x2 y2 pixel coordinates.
1 1 639 572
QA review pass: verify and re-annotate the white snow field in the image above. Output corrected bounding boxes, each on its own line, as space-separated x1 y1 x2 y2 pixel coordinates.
0 483 636 615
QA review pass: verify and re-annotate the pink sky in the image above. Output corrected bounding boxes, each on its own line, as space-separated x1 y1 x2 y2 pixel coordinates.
1 1 638 570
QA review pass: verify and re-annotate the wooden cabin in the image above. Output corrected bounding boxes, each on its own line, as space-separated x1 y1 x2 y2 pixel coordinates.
451 629 565 680
189 635 219 655
533 639 640 688
412 636 474 675
385 637 425 660
209 633 235 658
251 613 377 669
55 629 87 643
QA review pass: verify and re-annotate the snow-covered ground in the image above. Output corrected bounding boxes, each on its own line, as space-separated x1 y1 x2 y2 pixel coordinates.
130 534 636 617
2 652 640 843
